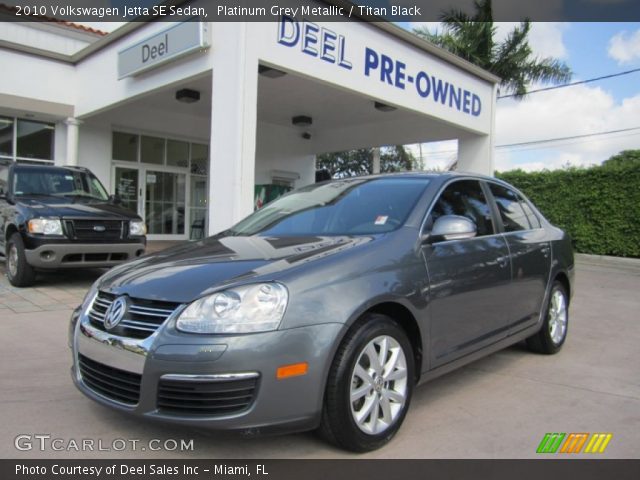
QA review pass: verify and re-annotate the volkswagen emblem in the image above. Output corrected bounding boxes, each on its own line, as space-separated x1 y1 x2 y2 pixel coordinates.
104 296 128 330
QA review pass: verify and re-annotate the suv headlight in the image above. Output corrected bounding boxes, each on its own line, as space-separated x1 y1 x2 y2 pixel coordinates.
176 283 289 334
28 218 63 235
129 220 146 236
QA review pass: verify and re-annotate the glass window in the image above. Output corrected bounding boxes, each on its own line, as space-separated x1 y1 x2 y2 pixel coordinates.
113 132 138 162
520 200 541 229
141 136 165 165
429 180 495 236
230 178 429 236
489 183 532 232
0 117 13 157
16 119 54 160
13 166 108 201
191 143 208 175
167 139 189 167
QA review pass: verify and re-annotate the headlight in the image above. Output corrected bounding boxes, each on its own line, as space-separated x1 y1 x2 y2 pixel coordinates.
129 220 146 236
176 283 289 334
28 218 63 235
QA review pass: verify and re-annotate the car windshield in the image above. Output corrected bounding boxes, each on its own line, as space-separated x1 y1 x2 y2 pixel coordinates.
13 167 109 201
229 177 429 236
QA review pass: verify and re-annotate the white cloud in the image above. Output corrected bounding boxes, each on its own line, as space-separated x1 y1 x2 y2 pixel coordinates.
608 29 640 65
495 85 640 171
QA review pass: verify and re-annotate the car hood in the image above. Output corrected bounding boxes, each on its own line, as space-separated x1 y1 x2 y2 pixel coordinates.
99 234 374 303
17 197 139 219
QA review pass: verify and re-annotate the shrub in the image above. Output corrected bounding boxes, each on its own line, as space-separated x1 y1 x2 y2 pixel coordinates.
497 161 640 258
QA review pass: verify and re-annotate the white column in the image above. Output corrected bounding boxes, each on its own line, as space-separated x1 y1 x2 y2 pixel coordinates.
64 117 82 167
457 134 493 175
372 147 381 174
208 23 258 235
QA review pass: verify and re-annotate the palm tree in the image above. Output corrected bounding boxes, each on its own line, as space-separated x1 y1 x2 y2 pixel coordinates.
413 0 571 99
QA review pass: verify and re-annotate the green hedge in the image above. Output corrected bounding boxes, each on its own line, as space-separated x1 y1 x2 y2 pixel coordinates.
497 164 640 258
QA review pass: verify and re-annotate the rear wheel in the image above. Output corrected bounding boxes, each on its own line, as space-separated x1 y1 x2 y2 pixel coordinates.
527 281 568 354
319 313 414 452
6 233 36 287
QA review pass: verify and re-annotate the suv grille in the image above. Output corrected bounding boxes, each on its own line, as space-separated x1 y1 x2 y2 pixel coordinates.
157 377 259 416
88 291 180 339
78 354 141 405
65 219 124 242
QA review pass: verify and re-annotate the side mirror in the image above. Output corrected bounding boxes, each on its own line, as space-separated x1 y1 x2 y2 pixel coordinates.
109 194 122 205
423 215 477 243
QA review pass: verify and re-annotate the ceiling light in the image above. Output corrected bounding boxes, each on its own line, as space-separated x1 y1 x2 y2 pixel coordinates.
292 115 313 127
259 65 287 78
374 101 397 112
176 89 200 103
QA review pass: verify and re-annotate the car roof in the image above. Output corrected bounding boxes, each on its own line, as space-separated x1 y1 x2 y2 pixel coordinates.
329 171 496 182
14 164 90 173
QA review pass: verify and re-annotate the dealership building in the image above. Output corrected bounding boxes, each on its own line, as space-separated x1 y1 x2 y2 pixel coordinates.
0 2 499 240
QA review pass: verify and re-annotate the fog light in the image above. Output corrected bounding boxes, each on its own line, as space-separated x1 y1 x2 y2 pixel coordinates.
276 362 308 379
40 250 56 261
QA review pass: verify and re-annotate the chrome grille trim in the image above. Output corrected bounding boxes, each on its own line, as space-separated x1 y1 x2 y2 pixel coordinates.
87 291 180 339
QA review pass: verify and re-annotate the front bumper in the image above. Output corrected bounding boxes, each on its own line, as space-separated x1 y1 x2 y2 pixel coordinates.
70 308 344 434
25 243 145 269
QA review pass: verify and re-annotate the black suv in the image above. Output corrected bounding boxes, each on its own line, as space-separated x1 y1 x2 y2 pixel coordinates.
0 161 146 287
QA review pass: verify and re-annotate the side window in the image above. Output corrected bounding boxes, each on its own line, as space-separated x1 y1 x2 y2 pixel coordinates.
489 184 532 232
520 200 541 229
0 159 10 195
429 180 495 236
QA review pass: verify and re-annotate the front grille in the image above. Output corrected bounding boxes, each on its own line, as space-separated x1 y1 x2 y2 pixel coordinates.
78 354 141 405
65 219 124 242
157 377 259 416
88 291 180 339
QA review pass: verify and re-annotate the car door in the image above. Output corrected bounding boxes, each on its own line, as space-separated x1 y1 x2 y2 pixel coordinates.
485 182 551 333
421 179 512 367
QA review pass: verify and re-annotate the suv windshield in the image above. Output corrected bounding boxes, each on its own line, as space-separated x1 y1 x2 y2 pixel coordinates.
13 167 109 201
229 177 429 236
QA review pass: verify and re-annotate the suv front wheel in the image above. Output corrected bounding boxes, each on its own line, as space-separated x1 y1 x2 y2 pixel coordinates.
6 233 36 287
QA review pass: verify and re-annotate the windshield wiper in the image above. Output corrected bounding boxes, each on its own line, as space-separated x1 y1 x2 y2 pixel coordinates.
16 193 60 198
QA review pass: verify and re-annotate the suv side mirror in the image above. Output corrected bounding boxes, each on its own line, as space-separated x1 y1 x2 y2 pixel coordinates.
109 194 122 205
424 215 477 243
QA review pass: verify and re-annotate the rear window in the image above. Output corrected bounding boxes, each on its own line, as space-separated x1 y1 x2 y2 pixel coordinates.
488 183 532 232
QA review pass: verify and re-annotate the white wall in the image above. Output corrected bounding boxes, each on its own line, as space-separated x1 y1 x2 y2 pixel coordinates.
77 123 112 189
0 49 77 111
255 121 316 188
0 23 97 55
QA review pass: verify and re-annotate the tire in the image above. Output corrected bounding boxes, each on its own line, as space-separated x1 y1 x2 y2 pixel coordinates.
6 233 36 287
526 281 569 354
319 313 414 452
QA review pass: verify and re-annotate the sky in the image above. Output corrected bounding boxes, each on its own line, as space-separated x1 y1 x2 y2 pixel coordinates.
404 22 640 172
87 21 640 172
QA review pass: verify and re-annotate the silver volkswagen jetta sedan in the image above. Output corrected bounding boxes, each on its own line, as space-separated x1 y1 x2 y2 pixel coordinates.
70 172 574 452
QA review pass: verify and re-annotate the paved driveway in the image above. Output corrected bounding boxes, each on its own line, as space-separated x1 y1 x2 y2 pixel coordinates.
0 254 638 459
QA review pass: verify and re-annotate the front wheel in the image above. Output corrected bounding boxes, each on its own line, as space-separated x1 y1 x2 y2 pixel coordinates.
6 233 36 287
527 281 569 354
319 313 414 452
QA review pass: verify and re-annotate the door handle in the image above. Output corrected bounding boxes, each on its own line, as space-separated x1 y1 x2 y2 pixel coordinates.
541 246 550 258
497 256 509 268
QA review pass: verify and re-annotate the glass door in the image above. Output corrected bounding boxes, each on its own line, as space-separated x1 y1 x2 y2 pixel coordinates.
143 169 187 238
113 166 140 216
